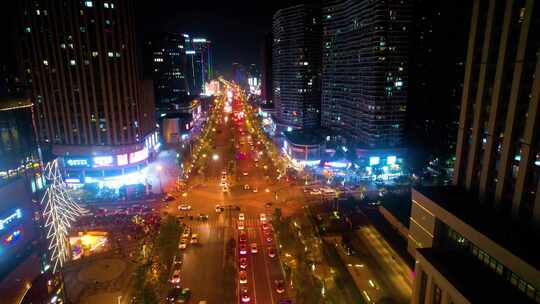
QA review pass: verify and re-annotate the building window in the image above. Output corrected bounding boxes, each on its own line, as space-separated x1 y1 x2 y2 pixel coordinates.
104 2 109 8
419 270 428 304
108 52 114 57
432 283 442 304
25 27 31 33
85 1 93 7
70 60 76 66
43 60 49 66
92 51 98 57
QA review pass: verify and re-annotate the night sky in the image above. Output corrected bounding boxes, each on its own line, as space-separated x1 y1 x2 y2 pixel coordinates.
135 0 307 76
0 1 309 77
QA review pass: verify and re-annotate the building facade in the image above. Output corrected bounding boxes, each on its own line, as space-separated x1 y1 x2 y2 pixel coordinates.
18 0 157 188
409 1 540 303
0 98 44 295
145 33 191 114
272 4 322 129
187 37 213 95
321 0 411 148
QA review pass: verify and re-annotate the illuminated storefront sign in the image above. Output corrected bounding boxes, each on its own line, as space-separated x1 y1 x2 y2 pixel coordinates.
93 156 113 167
66 159 89 167
117 153 129 166
0 209 22 230
129 148 149 164
387 155 397 165
369 156 380 166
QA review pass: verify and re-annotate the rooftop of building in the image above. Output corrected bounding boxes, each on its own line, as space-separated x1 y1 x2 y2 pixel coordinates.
415 185 540 270
284 128 326 146
381 193 411 227
418 248 535 304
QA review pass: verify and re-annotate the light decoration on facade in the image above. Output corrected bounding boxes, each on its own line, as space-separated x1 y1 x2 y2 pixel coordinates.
41 159 87 273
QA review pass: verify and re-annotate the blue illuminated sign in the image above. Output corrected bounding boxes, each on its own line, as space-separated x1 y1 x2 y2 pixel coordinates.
387 156 397 165
369 156 380 166
66 159 89 167
0 209 22 230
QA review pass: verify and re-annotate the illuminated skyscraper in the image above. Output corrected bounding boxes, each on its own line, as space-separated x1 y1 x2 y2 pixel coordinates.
19 0 158 185
272 3 322 129
321 0 411 148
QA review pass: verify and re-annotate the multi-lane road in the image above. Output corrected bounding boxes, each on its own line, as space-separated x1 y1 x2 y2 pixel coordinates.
163 90 291 303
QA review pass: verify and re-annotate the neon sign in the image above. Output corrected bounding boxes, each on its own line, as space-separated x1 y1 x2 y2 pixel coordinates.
93 156 113 167
66 159 88 167
129 148 149 164
0 209 22 230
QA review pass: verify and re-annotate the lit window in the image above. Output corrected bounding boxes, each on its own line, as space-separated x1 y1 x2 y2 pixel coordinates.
108 52 114 57
43 60 49 66
110 3 115 8
36 9 40 15
115 52 120 57
25 27 31 33
104 2 109 8
60 43 66 49
92 51 98 57
85 1 93 7
70 60 76 66
84 60 90 65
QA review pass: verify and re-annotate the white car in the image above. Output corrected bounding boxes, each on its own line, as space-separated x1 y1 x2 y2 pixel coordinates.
190 234 199 244
179 238 188 249
259 213 266 222
182 228 191 238
238 221 245 230
250 243 258 254
170 269 181 284
215 205 223 213
238 213 245 221
242 172 248 176
178 204 192 211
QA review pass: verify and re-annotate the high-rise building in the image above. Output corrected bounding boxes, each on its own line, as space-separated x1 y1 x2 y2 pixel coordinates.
321 0 411 148
261 33 273 106
144 33 191 114
409 1 540 303
406 0 471 171
232 62 248 88
187 37 213 95
18 0 158 186
273 4 322 129
0 98 45 302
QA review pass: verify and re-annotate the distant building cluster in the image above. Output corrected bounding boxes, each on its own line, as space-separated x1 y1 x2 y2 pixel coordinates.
144 33 214 115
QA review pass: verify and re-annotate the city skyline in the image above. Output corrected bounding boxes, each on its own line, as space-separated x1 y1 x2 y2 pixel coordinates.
1 1 539 304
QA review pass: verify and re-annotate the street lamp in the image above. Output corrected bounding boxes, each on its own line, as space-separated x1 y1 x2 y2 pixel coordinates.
212 154 219 161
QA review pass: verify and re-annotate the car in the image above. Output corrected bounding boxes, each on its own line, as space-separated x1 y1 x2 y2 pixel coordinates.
242 172 248 176
259 213 267 222
241 288 251 303
239 231 247 243
198 214 209 221
173 255 183 265
239 257 248 269
220 180 227 186
179 238 188 249
262 223 270 231
222 186 229 193
266 235 273 243
170 269 181 285
265 202 273 208
267 246 276 258
243 184 250 190
178 204 192 211
252 188 258 193
239 271 248 284
238 213 245 221
221 174 227 181
221 170 227 175
215 205 223 213
166 288 181 302
182 228 191 238
275 280 285 294
190 233 199 244
238 221 245 230
250 243 258 254
162 194 174 202
310 190 322 195
239 244 248 255
177 288 191 303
